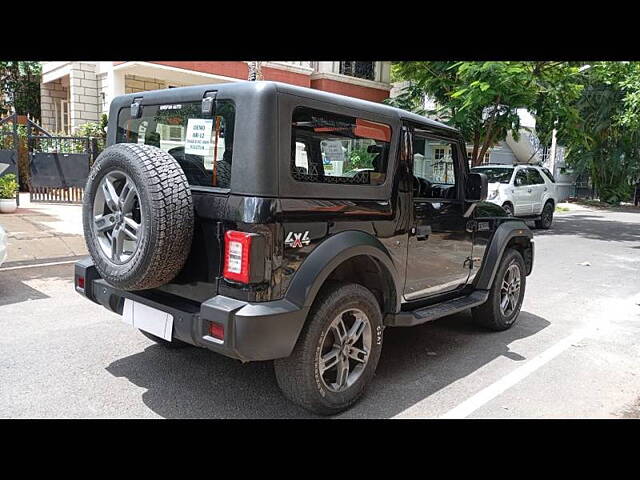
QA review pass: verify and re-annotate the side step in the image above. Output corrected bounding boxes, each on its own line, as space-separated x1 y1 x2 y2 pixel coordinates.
387 290 489 327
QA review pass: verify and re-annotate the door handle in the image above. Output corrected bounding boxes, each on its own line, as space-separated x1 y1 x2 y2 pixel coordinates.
527 188 532 193
416 225 431 240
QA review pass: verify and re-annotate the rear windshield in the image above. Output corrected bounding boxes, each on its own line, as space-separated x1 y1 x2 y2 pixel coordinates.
116 100 235 188
471 167 514 184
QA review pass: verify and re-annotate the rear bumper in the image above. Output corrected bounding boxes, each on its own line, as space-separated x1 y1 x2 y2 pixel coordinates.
74 258 308 362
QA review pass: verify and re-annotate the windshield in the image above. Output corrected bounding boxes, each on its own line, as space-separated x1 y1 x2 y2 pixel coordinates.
471 167 514 184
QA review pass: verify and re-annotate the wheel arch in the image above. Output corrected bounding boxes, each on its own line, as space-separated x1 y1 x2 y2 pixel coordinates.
474 220 534 290
283 230 402 314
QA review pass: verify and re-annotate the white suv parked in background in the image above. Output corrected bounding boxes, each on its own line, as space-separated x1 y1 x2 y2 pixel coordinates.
470 164 558 229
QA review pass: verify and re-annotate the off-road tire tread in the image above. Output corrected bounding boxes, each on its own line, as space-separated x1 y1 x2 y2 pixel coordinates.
472 248 526 331
274 282 383 416
83 143 194 291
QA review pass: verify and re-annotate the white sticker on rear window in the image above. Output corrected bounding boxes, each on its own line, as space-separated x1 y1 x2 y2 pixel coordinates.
185 118 213 156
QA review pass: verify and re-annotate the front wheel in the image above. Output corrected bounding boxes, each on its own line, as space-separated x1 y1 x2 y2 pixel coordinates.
274 282 384 416
535 201 554 229
472 248 526 331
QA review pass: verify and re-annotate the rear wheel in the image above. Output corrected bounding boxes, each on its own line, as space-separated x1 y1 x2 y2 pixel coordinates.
274 282 383 416
535 201 554 229
472 248 526 331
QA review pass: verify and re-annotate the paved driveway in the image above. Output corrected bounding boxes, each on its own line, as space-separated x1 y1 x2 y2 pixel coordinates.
1 204 639 418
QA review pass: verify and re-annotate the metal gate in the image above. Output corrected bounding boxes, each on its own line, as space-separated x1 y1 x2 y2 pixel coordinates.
28 136 95 204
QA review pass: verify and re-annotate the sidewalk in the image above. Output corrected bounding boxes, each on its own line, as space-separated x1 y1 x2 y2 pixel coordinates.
0 193 87 266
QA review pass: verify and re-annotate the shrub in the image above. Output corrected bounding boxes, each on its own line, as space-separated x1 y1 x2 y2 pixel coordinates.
0 173 19 199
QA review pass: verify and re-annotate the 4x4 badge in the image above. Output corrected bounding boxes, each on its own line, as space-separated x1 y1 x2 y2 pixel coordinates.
285 231 310 248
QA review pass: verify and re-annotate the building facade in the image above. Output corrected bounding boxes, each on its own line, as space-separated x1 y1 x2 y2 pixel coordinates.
40 61 392 134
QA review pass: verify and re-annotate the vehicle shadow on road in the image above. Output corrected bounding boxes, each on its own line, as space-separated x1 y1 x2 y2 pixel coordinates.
339 310 550 418
534 214 640 244
105 310 549 419
0 269 51 307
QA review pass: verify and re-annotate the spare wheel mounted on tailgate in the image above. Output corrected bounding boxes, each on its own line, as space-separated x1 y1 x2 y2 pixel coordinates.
82 143 194 290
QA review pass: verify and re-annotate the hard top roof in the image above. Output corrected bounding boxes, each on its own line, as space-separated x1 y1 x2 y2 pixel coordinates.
270 81 456 132
118 80 457 133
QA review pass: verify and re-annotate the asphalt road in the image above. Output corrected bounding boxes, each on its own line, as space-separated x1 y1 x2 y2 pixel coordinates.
1 205 639 418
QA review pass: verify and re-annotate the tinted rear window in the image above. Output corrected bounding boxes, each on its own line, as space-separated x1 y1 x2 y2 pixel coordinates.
291 107 391 186
116 100 235 188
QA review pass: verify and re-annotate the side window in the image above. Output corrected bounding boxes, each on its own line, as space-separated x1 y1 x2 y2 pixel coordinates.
527 168 545 185
291 107 391 186
540 167 556 183
411 134 458 199
514 169 529 187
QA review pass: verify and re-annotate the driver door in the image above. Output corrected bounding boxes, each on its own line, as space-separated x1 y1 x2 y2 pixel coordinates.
403 128 473 300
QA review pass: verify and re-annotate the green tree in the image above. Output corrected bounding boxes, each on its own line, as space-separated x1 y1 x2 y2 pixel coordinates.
562 62 640 203
387 61 583 166
0 62 42 120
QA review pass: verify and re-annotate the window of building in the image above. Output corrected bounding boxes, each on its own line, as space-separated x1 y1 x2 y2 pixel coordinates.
467 150 491 165
54 98 70 134
291 107 391 186
339 61 376 81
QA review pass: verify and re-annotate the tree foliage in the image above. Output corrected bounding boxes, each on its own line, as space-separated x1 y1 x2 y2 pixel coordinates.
0 62 42 120
388 61 640 203
562 62 640 203
388 61 582 166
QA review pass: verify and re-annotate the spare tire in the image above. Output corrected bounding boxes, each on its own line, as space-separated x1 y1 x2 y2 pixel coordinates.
83 143 194 291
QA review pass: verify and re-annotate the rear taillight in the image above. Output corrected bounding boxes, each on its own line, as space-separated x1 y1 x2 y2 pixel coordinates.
208 322 225 341
76 276 85 290
223 230 253 284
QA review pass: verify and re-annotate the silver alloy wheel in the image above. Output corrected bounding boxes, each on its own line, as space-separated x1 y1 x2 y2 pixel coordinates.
318 308 372 393
92 170 142 264
500 263 521 317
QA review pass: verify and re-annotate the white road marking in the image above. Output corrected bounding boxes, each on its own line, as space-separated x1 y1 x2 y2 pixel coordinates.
0 259 78 272
437 329 589 419
392 302 626 420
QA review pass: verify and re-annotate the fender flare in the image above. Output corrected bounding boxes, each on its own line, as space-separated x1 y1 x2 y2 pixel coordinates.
284 230 402 312
474 220 533 290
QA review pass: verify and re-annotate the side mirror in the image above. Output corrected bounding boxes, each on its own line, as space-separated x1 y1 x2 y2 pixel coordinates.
465 172 488 202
